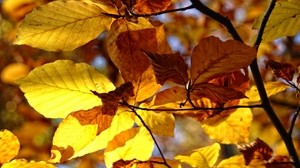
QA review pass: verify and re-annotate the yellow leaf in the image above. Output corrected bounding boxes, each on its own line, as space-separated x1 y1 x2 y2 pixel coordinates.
201 103 253 144
2 159 55 168
217 155 266 168
1 63 30 85
175 143 220 168
245 81 289 102
104 127 154 167
259 0 300 42
133 66 162 102
191 36 256 84
136 108 175 136
17 60 115 118
0 129 20 164
107 18 157 82
14 0 112 51
50 108 134 162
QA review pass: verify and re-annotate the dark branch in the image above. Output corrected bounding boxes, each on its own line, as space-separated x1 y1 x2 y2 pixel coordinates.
289 105 300 137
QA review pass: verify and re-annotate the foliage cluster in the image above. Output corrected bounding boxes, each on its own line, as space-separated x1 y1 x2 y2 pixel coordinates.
1 0 300 167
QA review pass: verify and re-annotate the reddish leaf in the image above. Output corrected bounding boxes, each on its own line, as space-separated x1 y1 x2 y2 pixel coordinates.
238 138 273 165
132 0 171 14
191 83 247 103
144 51 188 85
92 82 134 114
266 156 293 168
265 59 295 81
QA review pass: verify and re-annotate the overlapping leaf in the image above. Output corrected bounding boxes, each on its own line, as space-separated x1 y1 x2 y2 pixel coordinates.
145 52 188 85
104 126 154 167
2 159 55 168
265 59 295 81
17 60 115 118
191 36 256 84
132 0 172 14
175 143 220 168
0 130 20 164
201 104 253 144
257 0 300 42
14 0 112 51
50 108 135 162
133 66 162 102
136 108 175 136
113 158 180 168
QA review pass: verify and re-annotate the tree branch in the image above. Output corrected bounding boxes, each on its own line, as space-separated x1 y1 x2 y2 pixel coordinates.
289 105 300 137
190 0 300 166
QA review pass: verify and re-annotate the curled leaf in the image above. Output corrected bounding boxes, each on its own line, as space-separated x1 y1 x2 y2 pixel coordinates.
265 59 295 81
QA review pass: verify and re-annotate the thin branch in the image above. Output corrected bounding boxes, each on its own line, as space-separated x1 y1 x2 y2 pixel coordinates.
190 0 300 166
123 101 171 168
289 105 300 137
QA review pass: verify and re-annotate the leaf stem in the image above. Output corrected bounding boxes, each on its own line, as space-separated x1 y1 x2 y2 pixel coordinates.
190 0 299 166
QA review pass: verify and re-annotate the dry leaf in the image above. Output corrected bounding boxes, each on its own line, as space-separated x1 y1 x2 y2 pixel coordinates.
133 0 172 14
191 36 256 84
144 51 188 85
265 59 295 81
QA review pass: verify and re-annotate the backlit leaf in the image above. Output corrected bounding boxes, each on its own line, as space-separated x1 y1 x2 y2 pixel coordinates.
107 18 157 82
151 86 187 109
14 0 112 51
136 108 175 136
17 60 115 118
112 158 181 168
238 138 273 165
0 129 20 163
2 159 55 168
133 66 162 102
50 108 134 162
144 52 188 85
191 83 247 103
245 81 289 102
201 104 253 144
265 59 295 81
191 36 256 84
217 155 253 168
175 143 220 168
133 0 172 14
259 0 300 42
104 127 154 167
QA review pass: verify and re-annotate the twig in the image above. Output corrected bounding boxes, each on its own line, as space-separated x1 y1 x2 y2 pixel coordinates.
190 0 300 166
122 101 171 168
288 105 300 137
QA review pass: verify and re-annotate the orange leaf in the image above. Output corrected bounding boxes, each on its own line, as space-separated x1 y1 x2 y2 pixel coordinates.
191 36 256 84
191 83 247 103
144 51 188 85
265 59 295 81
238 138 273 165
133 0 172 14
2 159 55 168
0 129 20 164
151 86 187 109
107 18 157 82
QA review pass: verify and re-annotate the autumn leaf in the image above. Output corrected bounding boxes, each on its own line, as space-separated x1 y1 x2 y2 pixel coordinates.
14 0 112 51
175 143 220 168
144 51 188 85
201 103 253 144
112 158 181 168
0 129 20 164
245 81 289 102
265 59 295 81
2 159 55 168
216 155 252 168
238 138 273 165
0 63 30 85
133 66 162 102
107 18 157 82
191 36 256 84
132 0 172 14
50 108 135 162
17 60 115 118
256 0 300 42
191 83 247 103
135 108 175 136
104 127 154 167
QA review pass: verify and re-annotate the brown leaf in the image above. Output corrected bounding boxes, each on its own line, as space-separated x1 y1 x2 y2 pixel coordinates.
191 36 256 84
238 138 273 165
265 59 295 81
92 82 134 115
144 51 188 85
133 0 171 14
107 18 157 82
191 83 247 103
266 156 293 168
